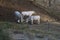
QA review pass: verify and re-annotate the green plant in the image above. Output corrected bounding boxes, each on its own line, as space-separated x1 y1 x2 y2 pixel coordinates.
0 28 10 40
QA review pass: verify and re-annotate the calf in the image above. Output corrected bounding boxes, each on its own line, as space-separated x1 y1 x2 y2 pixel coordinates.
27 15 40 24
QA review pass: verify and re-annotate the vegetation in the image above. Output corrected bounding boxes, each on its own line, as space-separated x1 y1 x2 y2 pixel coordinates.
0 22 29 40
0 26 10 40
0 21 60 40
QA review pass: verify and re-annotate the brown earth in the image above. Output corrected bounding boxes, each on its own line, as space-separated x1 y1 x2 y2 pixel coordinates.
0 0 56 22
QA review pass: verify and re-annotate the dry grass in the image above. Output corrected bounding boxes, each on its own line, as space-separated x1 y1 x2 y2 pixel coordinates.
0 21 60 40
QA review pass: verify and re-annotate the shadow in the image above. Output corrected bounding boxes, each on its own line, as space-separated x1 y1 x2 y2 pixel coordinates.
0 6 16 22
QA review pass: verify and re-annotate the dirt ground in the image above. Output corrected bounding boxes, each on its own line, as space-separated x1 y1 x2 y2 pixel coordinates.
0 0 56 22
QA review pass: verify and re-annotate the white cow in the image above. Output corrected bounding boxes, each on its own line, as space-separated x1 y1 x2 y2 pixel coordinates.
27 15 40 24
22 11 36 22
14 11 23 23
22 11 35 16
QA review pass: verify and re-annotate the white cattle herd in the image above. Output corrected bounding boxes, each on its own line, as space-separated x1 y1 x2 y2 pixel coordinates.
14 11 40 24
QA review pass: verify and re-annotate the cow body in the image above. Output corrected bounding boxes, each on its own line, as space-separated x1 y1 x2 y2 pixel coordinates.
27 15 40 24
14 11 23 23
21 11 35 22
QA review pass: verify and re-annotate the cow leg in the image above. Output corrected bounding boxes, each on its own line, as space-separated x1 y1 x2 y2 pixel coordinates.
31 20 33 24
26 18 29 23
38 19 40 24
21 16 23 23
17 19 20 23
15 16 20 23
